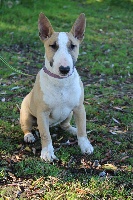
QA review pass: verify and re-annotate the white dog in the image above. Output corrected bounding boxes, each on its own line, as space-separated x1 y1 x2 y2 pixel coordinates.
20 13 94 161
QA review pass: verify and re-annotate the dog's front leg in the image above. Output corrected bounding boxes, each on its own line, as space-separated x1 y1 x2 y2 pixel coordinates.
37 111 57 162
73 104 94 154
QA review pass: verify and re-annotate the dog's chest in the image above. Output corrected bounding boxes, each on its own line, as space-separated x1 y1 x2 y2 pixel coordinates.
48 85 81 126
40 75 81 126
50 90 75 125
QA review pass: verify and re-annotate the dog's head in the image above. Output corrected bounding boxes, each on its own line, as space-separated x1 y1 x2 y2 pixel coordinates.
38 13 86 77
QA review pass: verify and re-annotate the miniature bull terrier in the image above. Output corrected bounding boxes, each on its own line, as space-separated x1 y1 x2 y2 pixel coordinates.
20 13 94 161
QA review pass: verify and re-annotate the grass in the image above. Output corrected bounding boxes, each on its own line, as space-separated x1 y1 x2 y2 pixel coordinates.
0 0 133 199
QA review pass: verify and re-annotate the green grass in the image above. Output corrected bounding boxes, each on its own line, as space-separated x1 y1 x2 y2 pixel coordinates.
0 0 133 199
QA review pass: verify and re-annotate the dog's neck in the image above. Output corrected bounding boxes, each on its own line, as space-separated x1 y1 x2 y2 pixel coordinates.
43 66 75 79
40 67 79 90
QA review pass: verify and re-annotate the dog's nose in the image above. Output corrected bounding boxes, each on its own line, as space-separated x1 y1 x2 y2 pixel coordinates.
59 66 70 75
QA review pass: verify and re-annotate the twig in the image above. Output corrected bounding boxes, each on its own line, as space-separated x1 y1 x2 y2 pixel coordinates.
16 104 20 111
55 193 65 200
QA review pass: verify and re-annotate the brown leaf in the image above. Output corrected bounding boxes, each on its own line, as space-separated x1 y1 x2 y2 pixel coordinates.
105 150 112 158
120 156 129 162
76 188 88 194
32 177 44 186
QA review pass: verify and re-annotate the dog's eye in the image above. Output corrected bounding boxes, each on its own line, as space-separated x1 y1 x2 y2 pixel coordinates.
70 43 76 50
49 42 58 50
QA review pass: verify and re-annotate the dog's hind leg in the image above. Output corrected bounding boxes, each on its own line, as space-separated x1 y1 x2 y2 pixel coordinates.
20 96 35 143
60 112 77 135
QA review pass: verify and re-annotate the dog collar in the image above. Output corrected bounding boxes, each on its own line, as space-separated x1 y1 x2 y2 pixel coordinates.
43 66 74 79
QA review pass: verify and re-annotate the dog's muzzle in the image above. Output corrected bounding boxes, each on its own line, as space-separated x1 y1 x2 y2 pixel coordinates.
59 66 70 75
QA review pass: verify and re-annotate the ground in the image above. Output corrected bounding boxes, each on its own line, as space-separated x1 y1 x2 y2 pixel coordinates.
0 0 133 199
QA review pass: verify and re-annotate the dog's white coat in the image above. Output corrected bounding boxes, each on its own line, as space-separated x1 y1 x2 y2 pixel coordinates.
21 15 94 162
39 33 82 160
40 32 81 127
66 126 77 136
53 32 73 75
41 142 57 161
45 32 74 77
78 136 94 154
24 132 35 143
40 68 81 127
40 32 94 161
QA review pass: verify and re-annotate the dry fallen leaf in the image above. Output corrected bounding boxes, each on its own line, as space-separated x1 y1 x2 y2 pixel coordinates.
112 117 120 124
102 164 117 171
76 188 88 194
120 156 129 162
109 130 117 135
92 160 100 168
32 147 36 155
2 196 10 200
32 177 44 186
17 144 23 149
24 146 31 152
55 193 65 200
11 86 20 90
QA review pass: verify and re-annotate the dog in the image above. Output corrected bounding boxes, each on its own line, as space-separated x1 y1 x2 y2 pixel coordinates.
20 13 94 161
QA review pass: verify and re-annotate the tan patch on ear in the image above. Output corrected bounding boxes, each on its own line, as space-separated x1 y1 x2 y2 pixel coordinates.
43 32 59 65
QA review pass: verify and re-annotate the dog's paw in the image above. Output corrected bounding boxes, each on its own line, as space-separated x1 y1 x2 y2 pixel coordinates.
78 136 94 154
40 142 58 162
68 126 77 136
24 132 35 143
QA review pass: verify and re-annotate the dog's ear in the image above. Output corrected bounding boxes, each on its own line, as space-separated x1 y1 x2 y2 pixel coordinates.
38 13 54 41
70 13 86 42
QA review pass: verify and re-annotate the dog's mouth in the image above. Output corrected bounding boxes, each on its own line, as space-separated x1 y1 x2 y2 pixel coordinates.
59 66 70 76
59 72 70 77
